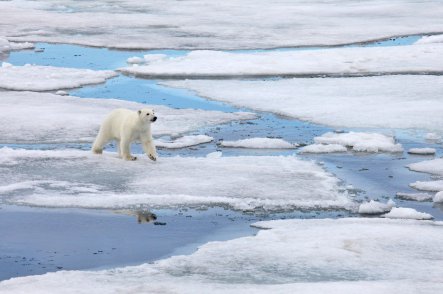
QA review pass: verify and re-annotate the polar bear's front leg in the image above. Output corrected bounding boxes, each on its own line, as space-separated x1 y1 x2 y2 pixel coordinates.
120 137 137 161
141 136 157 161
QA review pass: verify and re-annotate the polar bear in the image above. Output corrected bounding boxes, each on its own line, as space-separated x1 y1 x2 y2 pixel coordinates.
92 108 158 161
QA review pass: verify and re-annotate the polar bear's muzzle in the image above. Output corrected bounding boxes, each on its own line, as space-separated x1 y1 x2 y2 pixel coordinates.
151 116 157 122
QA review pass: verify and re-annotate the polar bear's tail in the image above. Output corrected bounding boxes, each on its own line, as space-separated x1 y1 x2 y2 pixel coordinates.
92 129 106 154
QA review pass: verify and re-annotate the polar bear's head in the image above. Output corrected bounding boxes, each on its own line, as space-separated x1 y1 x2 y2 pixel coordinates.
138 108 157 123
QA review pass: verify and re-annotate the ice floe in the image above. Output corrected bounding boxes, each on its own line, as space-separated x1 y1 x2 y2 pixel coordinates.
2 1 443 50
0 91 255 143
155 135 213 149
0 64 117 91
0 148 350 211
299 144 347 154
408 158 443 176
434 192 443 203
358 200 394 215
122 44 443 77
396 192 433 202
314 132 403 153
410 180 443 192
219 138 297 149
2 218 443 293
382 207 433 220
163 75 443 130
407 148 436 155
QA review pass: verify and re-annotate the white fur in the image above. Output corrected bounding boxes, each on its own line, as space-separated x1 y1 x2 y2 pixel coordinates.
92 108 158 161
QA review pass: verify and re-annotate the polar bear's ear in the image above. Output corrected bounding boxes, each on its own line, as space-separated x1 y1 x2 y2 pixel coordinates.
138 110 141 115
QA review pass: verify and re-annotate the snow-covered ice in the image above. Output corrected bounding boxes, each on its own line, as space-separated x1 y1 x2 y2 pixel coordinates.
396 192 433 202
0 91 256 143
0 64 117 91
434 192 443 203
299 144 347 154
358 200 394 215
2 218 443 293
407 148 436 155
410 180 443 192
155 135 213 149
314 132 403 153
0 148 350 211
382 207 433 220
163 75 443 131
219 138 297 149
408 158 443 176
2 1 443 50
122 44 443 77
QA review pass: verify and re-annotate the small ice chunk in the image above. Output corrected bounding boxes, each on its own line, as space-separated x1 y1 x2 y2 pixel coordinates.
425 132 441 141
434 191 443 203
358 200 394 214
126 56 145 64
410 180 443 192
9 42 34 50
407 148 436 155
415 34 443 45
220 138 297 149
408 158 443 176
382 207 433 220
314 132 403 153
155 135 213 149
55 90 68 96
395 192 433 202
299 143 347 153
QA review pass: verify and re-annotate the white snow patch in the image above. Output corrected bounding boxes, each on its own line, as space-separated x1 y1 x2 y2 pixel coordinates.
126 56 144 64
55 90 68 96
407 148 436 155
163 75 443 131
0 148 350 211
0 91 255 144
219 138 297 149
155 135 213 149
314 132 403 153
410 180 443 192
396 192 433 202
408 158 443 176
358 200 394 215
434 191 443 203
0 64 117 91
299 144 347 154
382 207 433 220
122 44 443 77
2 218 443 293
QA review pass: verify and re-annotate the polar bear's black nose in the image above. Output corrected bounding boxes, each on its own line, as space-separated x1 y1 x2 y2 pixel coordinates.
152 116 157 122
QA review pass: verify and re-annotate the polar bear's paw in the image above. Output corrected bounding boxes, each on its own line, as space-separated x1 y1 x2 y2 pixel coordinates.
123 155 137 161
148 154 157 161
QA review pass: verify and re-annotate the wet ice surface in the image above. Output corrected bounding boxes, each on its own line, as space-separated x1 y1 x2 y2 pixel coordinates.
2 41 443 285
